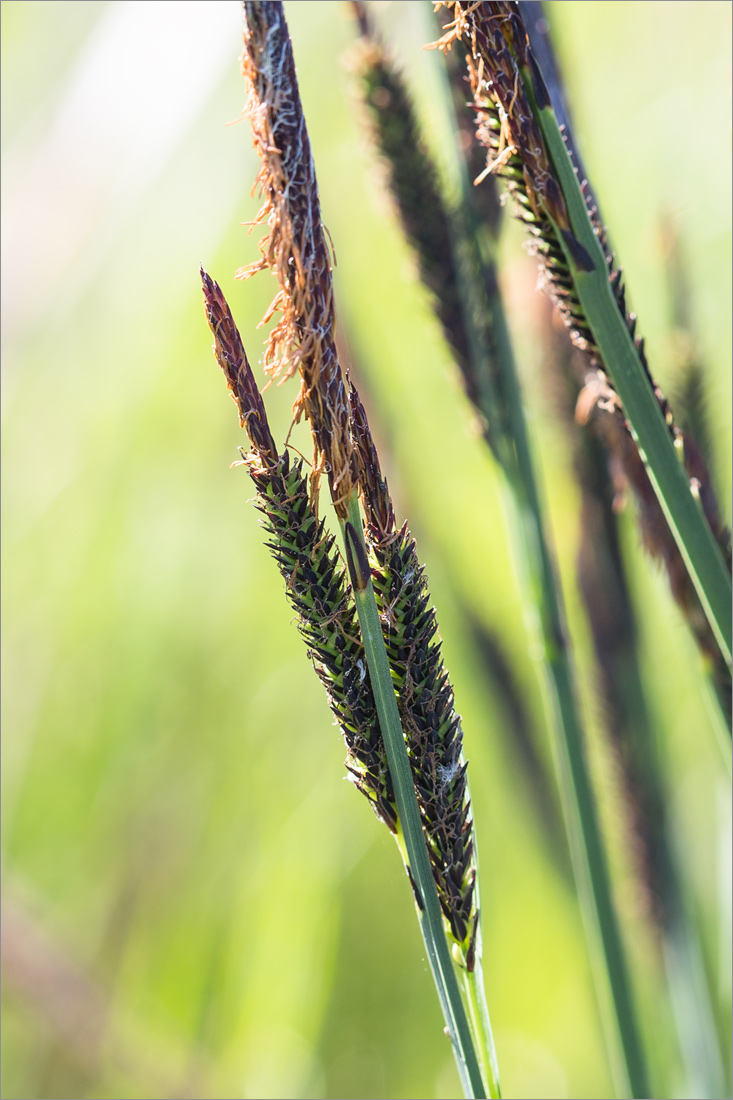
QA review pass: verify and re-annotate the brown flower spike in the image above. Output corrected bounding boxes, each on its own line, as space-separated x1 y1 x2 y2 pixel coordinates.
436 1 581 254
233 0 482 965
201 265 278 464
239 0 356 515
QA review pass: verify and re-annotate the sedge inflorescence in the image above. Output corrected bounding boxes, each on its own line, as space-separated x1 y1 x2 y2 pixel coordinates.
202 269 396 834
202 0 480 963
238 0 356 516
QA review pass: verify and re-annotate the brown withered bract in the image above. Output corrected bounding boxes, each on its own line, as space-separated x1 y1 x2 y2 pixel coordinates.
239 0 356 516
201 267 278 463
343 521 371 595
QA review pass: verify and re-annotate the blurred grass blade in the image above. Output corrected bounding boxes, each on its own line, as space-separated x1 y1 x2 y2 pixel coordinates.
544 304 729 1095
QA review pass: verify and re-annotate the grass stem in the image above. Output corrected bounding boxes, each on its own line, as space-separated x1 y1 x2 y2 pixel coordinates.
494 321 650 1098
439 54 651 1099
341 493 500 1100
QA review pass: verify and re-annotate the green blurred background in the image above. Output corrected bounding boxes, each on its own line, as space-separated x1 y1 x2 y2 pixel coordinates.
2 3 730 1098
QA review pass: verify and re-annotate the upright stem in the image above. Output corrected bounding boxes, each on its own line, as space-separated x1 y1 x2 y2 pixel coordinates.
341 492 500 1100
499 318 650 1099
441 90 650 1098
463 964 500 1098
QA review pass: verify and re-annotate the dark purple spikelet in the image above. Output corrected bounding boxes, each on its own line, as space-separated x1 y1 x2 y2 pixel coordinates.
202 270 396 832
350 384 478 954
250 450 398 835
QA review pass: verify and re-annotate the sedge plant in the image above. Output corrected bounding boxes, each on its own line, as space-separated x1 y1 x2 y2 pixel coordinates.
203 2 499 1094
202 3 730 1098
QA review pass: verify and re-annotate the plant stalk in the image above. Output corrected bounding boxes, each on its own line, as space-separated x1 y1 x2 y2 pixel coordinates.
433 58 650 1097
496 316 650 1099
341 492 500 1100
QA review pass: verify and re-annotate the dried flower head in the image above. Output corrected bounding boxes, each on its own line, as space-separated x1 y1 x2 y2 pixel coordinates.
201 266 278 464
435 2 577 245
239 0 356 514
